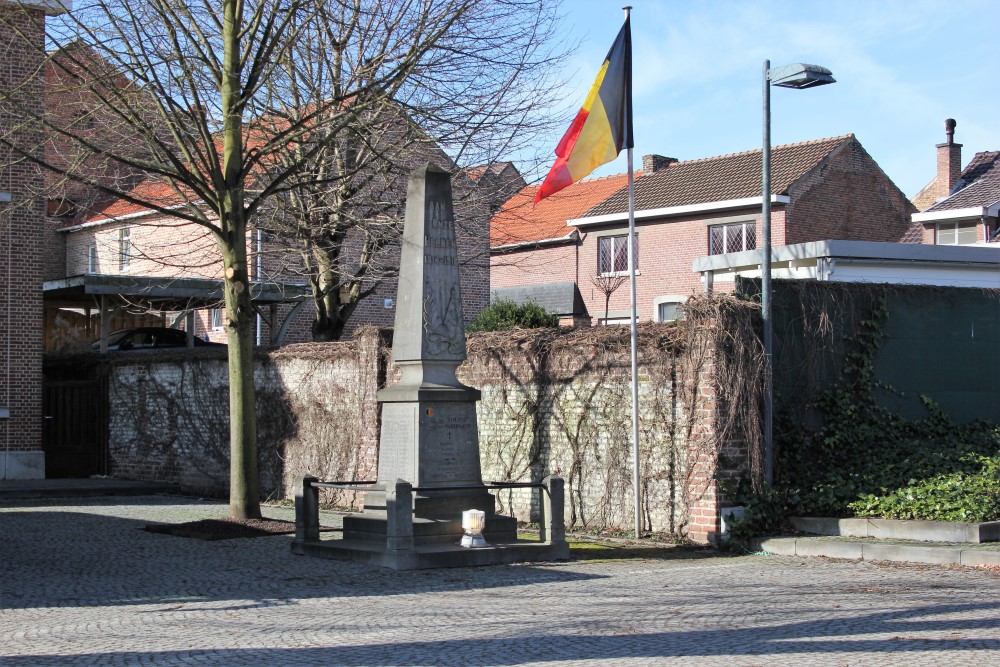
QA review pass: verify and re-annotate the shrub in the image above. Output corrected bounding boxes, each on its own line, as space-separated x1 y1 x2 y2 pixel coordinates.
848 455 1000 522
466 298 558 332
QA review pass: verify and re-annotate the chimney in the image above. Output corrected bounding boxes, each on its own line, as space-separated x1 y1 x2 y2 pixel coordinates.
935 118 962 199
642 154 678 173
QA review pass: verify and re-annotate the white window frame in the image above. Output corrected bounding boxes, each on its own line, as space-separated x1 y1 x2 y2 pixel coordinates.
598 234 638 276
709 221 756 255
653 295 687 323
118 227 131 272
935 220 980 246
87 245 97 274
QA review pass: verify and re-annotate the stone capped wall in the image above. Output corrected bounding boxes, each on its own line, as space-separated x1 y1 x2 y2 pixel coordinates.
101 310 753 543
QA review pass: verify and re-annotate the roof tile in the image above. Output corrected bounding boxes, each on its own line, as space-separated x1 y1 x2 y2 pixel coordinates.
926 151 1000 212
585 135 853 217
490 171 635 247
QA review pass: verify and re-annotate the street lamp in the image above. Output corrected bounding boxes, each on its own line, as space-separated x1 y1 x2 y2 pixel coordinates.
761 61 835 488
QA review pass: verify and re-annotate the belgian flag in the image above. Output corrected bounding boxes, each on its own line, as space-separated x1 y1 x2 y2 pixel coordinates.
535 16 633 205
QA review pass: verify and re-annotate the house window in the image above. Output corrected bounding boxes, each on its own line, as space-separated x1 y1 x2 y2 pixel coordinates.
87 245 97 274
210 308 223 329
118 227 131 272
598 234 637 275
709 221 756 255
654 295 686 322
936 221 979 246
658 303 681 322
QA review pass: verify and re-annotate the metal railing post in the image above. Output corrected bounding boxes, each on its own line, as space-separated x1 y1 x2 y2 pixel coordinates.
385 479 414 553
295 476 319 542
541 475 566 545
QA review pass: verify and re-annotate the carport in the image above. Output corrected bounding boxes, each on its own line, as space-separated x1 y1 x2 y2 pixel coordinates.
43 273 310 352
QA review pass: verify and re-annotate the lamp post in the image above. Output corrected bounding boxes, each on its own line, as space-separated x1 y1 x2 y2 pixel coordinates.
762 61 835 487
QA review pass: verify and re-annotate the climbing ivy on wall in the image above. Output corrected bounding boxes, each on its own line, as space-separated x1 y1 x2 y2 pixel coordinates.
463 294 764 538
769 282 1000 521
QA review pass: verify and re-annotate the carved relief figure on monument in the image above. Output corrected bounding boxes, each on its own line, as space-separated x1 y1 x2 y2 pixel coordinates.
421 196 465 356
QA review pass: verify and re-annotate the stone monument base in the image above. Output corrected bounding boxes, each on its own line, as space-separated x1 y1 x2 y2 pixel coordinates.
292 475 570 571
344 511 518 546
291 536 570 571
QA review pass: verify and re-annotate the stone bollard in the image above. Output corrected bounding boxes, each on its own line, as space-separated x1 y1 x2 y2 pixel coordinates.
295 476 320 542
541 475 567 545
385 479 414 554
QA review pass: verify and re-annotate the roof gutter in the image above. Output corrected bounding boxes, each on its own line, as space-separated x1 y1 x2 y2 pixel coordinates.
912 202 1000 223
59 201 202 232
568 194 790 227
491 231 578 252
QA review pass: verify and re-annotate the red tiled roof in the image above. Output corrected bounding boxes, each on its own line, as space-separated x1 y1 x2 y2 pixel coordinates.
490 172 635 247
464 162 514 182
80 178 200 224
585 135 854 217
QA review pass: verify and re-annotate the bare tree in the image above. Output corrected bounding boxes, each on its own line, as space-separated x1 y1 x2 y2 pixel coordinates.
591 272 628 323
255 1 568 340
0 0 569 517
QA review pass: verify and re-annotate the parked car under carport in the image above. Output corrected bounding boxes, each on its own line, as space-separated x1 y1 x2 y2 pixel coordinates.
91 327 226 352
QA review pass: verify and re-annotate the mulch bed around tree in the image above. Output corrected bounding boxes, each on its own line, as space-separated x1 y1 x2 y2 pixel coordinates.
144 517 300 541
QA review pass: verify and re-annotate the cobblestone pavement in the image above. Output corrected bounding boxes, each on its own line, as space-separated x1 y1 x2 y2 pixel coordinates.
3 496 1000 666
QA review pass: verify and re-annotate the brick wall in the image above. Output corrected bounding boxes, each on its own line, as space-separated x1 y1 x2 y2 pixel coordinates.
65 215 223 278
491 241 579 293
784 139 916 245
0 4 46 475
60 172 490 345
490 211 787 323
99 312 751 543
106 331 383 504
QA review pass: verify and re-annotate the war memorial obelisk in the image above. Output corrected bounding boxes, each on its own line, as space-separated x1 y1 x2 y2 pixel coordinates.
344 164 516 544
293 164 568 569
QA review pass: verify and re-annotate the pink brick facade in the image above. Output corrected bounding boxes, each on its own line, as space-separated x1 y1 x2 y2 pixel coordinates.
55 179 492 346
493 137 914 325
0 3 46 476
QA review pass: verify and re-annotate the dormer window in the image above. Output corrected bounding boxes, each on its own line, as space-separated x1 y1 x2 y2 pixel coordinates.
935 221 978 246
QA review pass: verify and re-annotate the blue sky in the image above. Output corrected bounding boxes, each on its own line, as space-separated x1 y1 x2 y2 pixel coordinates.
547 0 1000 198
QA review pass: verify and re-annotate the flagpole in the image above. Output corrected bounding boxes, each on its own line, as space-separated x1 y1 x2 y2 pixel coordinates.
627 147 641 539
622 5 641 540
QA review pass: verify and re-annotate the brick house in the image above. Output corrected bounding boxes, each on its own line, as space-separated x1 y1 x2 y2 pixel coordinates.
492 135 916 323
34 40 517 348
49 164 510 347
908 119 1000 245
0 0 68 479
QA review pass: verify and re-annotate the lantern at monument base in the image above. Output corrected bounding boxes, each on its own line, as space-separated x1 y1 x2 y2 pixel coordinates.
460 509 487 548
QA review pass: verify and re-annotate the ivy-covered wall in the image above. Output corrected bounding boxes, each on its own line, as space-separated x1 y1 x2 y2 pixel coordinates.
101 301 761 543
107 332 382 506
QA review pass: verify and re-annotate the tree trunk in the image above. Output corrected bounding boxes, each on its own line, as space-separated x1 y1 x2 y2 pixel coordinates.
309 246 347 341
221 0 261 521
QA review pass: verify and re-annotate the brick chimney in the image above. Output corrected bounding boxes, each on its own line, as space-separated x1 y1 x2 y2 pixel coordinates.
642 154 678 173
936 118 963 199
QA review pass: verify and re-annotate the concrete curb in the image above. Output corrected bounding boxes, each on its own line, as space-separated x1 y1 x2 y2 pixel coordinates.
789 516 1000 543
755 536 1000 568
0 479 180 500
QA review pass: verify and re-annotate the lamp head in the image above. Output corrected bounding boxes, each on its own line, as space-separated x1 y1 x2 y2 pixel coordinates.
767 63 835 89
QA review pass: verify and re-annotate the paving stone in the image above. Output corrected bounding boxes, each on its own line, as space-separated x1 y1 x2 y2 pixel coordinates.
4 496 1000 666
